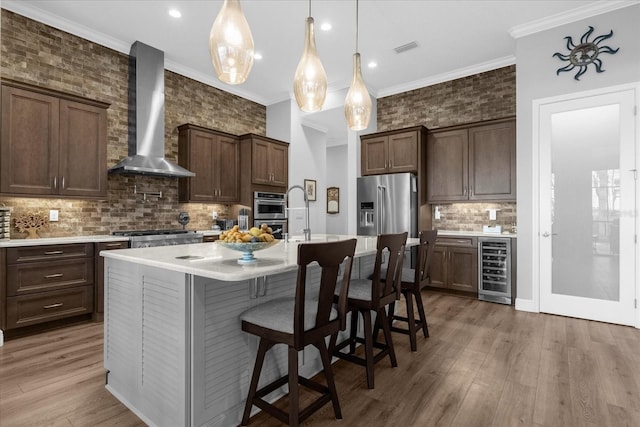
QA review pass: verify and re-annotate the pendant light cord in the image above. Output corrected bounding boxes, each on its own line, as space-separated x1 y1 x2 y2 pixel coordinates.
308 0 311 17
355 0 359 53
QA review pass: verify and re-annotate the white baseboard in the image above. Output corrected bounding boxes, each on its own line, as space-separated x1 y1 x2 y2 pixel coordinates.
515 298 538 313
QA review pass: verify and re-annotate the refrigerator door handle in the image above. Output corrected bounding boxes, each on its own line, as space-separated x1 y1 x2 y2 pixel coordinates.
379 185 386 234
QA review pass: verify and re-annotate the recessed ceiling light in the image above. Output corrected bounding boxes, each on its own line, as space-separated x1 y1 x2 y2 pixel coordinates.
168 9 182 18
254 52 263 60
367 61 378 69
320 22 332 31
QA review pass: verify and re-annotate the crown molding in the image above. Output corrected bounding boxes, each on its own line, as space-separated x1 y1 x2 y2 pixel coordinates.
509 0 640 39
376 56 515 99
164 60 267 106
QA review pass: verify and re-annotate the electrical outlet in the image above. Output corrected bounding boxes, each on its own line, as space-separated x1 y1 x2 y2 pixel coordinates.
49 210 59 222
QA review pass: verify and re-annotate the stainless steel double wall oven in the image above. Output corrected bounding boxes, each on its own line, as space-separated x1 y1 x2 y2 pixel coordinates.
253 191 287 239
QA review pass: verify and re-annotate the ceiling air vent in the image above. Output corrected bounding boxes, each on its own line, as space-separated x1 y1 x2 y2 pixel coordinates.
393 41 418 54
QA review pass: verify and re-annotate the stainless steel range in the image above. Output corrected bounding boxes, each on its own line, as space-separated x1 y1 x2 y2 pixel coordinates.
112 229 204 248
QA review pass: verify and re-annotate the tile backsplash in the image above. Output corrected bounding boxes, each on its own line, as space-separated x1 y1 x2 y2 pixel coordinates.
0 175 236 239
432 202 517 233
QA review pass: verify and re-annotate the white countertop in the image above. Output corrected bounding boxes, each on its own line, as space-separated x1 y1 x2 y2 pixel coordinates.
437 230 517 238
102 234 419 282
0 235 129 247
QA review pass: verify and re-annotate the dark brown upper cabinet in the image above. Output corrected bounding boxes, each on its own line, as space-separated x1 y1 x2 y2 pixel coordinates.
178 124 240 203
1 81 108 198
239 134 288 190
427 118 515 202
361 129 423 176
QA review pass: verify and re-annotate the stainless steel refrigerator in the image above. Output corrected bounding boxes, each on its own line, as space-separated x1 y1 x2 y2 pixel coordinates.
357 172 418 239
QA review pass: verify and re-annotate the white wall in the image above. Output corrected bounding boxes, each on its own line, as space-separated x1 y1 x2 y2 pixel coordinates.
514 4 640 309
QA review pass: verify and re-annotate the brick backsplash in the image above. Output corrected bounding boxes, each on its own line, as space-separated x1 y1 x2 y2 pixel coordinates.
431 202 517 233
0 10 264 238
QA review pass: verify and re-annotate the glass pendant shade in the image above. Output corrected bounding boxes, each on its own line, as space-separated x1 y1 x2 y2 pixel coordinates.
344 53 372 131
209 0 254 85
293 17 327 112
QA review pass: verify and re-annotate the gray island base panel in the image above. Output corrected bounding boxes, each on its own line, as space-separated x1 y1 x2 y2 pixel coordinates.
102 235 417 427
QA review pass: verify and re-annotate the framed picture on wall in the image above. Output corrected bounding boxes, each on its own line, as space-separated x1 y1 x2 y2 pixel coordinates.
304 179 317 201
327 187 339 214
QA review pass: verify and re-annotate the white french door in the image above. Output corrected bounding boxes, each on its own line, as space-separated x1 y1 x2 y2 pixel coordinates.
538 87 636 326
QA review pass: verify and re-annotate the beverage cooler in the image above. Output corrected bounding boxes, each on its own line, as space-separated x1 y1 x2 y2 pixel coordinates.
478 237 512 305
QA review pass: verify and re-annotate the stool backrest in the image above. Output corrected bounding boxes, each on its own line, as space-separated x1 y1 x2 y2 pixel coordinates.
372 232 408 305
414 230 438 288
294 239 357 347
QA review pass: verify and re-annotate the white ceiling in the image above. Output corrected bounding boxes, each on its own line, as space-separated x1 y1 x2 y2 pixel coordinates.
3 0 632 140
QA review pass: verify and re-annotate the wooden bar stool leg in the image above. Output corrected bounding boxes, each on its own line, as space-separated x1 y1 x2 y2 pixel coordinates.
317 339 342 419
362 309 375 389
378 309 397 367
349 311 358 354
288 347 300 427
414 290 429 337
241 338 270 426
386 301 396 333
405 290 418 352
328 332 338 356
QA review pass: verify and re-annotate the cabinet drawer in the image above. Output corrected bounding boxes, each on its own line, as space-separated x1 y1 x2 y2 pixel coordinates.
436 237 475 247
7 258 94 296
7 243 94 264
6 286 94 329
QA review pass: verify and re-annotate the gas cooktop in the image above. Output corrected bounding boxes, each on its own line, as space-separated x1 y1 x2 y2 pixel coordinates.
112 229 197 237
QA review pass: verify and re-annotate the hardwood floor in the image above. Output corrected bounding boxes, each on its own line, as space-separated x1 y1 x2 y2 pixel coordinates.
1 292 639 427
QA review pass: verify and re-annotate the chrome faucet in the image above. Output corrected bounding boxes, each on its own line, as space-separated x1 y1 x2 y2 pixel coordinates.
285 185 310 241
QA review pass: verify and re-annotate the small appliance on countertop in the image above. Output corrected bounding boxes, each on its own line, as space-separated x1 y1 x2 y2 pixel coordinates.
0 207 10 240
178 212 190 229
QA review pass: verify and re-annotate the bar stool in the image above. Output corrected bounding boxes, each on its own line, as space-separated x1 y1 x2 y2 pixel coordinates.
239 239 357 427
330 232 407 389
388 230 437 351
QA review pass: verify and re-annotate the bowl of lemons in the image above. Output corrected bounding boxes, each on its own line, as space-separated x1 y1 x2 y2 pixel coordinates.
216 224 279 264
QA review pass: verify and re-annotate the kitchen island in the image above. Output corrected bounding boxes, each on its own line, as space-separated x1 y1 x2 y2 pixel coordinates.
101 234 417 427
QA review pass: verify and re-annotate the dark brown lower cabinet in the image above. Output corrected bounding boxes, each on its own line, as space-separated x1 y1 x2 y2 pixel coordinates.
429 236 478 294
1 243 104 337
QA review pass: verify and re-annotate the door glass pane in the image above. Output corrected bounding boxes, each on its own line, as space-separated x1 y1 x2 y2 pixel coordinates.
550 104 620 301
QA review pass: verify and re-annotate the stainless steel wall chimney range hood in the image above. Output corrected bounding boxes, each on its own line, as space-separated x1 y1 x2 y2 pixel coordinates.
108 41 194 177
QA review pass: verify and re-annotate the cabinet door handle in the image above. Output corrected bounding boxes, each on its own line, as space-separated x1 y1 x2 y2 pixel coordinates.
44 251 64 255
469 185 473 196
43 302 64 309
53 176 58 189
61 176 65 189
44 273 64 279
463 186 468 196
105 243 123 248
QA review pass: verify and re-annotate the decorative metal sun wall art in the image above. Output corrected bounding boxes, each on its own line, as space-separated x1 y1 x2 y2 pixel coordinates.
552 26 619 81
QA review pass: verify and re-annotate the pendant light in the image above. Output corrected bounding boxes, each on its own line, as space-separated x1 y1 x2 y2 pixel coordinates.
209 0 254 85
344 0 371 131
293 0 328 112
